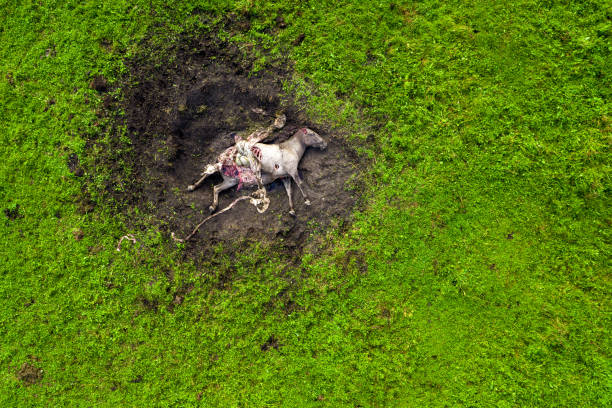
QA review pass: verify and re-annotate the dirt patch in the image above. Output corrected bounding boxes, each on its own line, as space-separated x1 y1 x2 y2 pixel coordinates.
67 153 84 177
96 28 361 259
72 228 84 241
16 362 43 386
260 335 281 351
89 75 109 93
4 203 22 221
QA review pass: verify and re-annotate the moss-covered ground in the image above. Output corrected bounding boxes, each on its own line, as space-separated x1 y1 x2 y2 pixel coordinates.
1 1 610 406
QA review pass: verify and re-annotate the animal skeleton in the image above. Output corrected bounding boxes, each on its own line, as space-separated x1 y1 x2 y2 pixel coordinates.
171 112 326 242
187 112 327 216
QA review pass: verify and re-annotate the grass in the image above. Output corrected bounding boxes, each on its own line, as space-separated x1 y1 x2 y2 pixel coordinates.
1 0 610 406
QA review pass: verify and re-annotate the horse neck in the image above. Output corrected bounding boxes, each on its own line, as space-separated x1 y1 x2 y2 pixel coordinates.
285 133 306 158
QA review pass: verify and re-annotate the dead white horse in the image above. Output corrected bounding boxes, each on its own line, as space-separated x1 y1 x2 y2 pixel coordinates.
188 123 327 216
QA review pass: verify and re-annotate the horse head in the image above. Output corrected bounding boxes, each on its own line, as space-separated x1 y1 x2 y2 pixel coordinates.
300 128 327 150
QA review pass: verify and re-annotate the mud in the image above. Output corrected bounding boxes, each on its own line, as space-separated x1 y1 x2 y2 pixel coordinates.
98 29 361 258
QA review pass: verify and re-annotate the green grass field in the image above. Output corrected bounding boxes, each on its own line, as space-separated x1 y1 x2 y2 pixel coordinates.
1 1 610 406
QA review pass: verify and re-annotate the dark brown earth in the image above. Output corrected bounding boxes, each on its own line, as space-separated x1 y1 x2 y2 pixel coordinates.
95 29 361 258
260 334 281 351
16 362 43 386
89 75 109 93
4 204 22 221
67 153 84 177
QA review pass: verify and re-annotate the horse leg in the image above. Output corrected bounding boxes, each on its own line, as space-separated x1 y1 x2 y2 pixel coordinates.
282 177 296 216
188 163 217 192
289 169 310 206
210 177 238 212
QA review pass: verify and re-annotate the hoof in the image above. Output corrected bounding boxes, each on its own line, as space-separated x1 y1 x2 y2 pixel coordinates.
209 205 216 213
289 209 296 217
187 185 195 192
304 199 311 206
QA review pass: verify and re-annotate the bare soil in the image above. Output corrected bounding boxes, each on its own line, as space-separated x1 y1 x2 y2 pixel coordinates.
95 29 361 258
16 362 43 386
